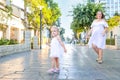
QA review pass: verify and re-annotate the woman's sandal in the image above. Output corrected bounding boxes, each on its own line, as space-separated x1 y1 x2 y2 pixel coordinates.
97 59 103 64
96 58 99 61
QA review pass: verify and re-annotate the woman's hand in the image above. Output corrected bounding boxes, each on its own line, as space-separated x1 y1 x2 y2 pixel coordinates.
102 31 106 36
102 28 108 36
64 48 67 53
86 34 90 39
102 27 108 36
46 42 50 47
86 28 92 38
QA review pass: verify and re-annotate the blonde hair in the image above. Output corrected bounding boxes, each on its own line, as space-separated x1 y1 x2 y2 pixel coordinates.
51 26 59 32
50 26 60 37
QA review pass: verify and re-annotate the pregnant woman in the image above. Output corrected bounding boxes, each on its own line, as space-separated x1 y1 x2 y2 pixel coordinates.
87 11 109 64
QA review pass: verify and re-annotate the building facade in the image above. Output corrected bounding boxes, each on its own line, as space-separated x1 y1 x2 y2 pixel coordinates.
94 0 120 18
0 0 25 43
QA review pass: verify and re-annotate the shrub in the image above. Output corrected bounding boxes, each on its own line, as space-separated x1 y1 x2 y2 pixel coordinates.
9 39 18 44
106 38 115 45
0 38 18 45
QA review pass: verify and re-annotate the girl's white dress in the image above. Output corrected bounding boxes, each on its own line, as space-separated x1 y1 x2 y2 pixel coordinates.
88 20 108 49
50 37 64 58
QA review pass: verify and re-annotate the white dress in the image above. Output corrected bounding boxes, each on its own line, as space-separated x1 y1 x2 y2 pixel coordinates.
88 20 108 49
50 37 64 58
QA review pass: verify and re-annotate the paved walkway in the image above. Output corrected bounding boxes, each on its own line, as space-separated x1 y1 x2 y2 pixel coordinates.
0 44 120 80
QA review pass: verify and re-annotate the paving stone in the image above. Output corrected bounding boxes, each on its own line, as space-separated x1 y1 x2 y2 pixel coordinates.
0 45 120 80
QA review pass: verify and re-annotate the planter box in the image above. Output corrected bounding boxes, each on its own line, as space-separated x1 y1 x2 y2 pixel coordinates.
0 44 31 57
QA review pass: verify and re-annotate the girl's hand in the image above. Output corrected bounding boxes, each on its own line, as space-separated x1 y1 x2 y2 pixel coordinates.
46 42 50 46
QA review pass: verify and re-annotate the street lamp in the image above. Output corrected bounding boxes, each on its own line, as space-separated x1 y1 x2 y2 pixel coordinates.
39 6 43 49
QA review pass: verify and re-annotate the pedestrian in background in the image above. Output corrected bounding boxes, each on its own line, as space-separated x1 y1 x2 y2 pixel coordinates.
86 11 108 64
81 30 86 45
47 26 67 73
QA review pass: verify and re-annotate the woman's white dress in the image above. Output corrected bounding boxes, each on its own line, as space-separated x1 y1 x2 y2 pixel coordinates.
88 20 108 49
50 37 64 58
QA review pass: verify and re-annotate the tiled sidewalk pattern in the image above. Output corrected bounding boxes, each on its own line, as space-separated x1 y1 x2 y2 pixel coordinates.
0 45 120 80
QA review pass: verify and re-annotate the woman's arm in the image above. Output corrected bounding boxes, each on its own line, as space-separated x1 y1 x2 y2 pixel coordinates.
102 20 109 36
86 20 95 38
86 28 93 38
88 28 92 36
102 27 108 36
104 27 108 33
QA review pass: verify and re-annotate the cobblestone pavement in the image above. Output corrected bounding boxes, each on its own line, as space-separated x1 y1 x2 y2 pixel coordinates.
0 44 120 80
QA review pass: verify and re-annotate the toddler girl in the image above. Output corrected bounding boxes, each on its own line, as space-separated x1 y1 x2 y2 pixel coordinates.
47 26 67 73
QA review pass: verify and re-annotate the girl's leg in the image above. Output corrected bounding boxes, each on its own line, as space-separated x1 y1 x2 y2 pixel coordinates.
48 58 55 73
54 57 60 72
55 57 59 69
51 58 55 68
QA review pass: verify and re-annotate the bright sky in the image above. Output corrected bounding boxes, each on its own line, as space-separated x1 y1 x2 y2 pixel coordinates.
12 0 83 38
54 0 83 38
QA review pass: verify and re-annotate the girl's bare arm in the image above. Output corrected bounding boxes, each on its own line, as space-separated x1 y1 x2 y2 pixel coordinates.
57 36 67 53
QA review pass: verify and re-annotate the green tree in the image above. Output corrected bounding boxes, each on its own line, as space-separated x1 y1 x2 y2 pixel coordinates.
46 0 61 25
107 16 120 29
71 2 104 37
25 0 48 33
25 0 61 35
